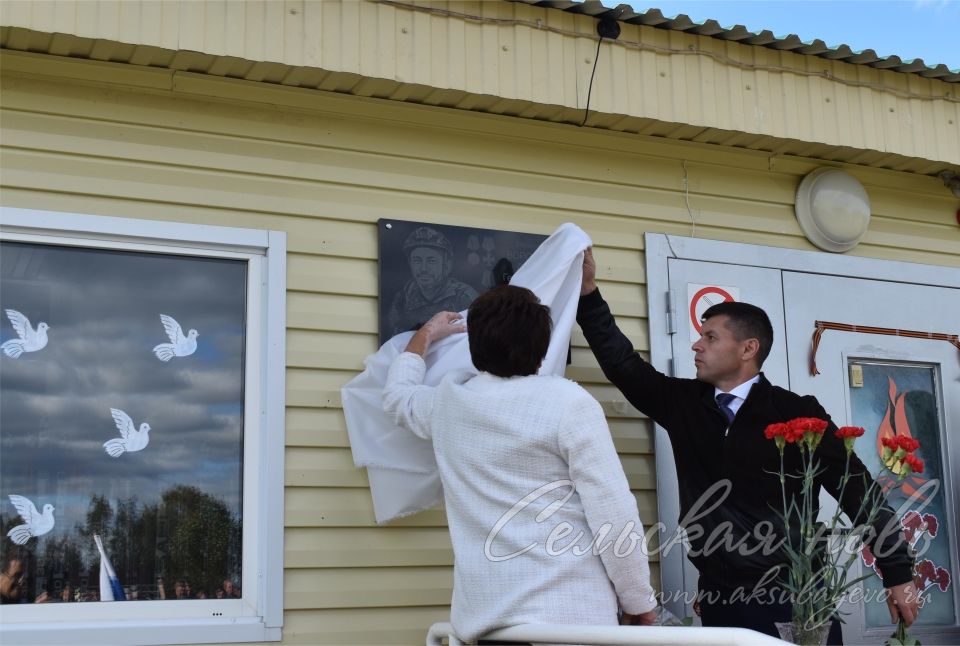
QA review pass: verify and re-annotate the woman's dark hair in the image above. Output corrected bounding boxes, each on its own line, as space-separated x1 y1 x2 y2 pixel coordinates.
467 285 551 377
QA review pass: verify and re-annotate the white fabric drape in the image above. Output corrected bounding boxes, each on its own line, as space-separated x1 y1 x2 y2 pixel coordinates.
342 223 592 523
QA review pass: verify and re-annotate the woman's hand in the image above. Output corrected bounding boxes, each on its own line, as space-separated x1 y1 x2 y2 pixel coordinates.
404 311 466 356
422 311 467 343
620 608 657 626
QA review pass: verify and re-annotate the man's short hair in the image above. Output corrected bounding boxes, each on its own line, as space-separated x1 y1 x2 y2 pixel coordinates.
468 285 551 377
702 301 774 367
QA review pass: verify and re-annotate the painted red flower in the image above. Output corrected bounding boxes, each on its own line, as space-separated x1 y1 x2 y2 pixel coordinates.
935 568 951 592
916 559 936 580
900 511 940 547
914 558 952 594
861 545 881 578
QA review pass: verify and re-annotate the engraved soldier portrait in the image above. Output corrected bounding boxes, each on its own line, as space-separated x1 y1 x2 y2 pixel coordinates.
386 226 479 337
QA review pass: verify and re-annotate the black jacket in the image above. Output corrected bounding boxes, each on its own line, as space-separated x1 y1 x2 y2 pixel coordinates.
577 288 913 588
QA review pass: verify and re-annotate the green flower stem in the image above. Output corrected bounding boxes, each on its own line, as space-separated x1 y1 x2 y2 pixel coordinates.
776 436 918 637
780 448 789 538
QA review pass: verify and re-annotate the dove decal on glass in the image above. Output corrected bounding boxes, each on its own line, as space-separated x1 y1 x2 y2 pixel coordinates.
152 314 198 361
6 494 55 545
1 309 49 358
103 408 151 458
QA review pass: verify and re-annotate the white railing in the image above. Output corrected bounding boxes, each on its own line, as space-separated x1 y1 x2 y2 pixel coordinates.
426 621 789 645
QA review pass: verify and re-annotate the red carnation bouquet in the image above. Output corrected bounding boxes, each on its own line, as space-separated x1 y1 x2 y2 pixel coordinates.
764 417 923 645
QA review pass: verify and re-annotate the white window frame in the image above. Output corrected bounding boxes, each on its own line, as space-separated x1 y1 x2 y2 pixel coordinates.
0 207 286 645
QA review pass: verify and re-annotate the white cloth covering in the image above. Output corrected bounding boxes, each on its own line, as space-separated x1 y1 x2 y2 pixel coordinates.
342 223 592 523
383 352 657 641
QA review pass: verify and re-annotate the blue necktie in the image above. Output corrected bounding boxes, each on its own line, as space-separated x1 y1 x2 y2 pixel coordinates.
716 393 737 426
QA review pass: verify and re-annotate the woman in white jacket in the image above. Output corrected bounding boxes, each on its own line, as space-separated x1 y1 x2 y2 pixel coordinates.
383 285 657 643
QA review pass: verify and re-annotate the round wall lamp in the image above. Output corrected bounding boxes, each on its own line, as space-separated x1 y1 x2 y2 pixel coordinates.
795 168 871 252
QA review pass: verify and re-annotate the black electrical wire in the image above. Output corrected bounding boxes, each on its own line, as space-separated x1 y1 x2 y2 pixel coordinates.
579 35 605 127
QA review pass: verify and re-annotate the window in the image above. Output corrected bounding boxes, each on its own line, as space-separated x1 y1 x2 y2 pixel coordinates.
0 208 285 644
848 360 955 629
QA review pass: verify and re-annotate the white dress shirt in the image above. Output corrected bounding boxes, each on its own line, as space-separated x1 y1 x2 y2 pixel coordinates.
714 373 761 418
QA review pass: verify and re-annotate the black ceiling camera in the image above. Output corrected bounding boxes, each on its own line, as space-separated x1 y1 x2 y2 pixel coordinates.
597 17 620 40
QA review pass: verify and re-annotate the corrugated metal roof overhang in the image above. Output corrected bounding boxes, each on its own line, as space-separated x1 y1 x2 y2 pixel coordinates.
513 0 960 82
0 25 956 176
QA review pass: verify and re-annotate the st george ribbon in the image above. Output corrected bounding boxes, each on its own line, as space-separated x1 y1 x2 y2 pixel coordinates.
342 223 592 523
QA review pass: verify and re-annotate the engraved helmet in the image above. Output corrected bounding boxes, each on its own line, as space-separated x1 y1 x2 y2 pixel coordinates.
403 226 454 258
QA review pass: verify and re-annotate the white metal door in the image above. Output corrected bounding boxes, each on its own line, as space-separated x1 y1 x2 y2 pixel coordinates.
658 259 788 619
646 234 960 639
667 259 789 384
783 272 960 645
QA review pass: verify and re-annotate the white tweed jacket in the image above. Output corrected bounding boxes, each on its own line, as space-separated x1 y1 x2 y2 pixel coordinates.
384 352 657 642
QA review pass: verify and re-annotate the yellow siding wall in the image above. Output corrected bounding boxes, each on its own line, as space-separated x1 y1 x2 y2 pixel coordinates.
2 0 958 164
1 50 957 645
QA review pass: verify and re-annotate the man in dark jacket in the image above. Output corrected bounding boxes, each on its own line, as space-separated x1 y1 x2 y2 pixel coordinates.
576 248 918 640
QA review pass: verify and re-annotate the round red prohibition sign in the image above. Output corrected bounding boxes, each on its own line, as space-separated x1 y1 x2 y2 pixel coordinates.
690 286 735 334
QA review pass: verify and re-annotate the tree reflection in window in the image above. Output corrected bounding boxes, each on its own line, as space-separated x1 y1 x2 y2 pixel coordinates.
0 241 245 603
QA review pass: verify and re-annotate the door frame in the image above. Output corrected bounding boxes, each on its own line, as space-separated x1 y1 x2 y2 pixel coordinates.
644 232 960 621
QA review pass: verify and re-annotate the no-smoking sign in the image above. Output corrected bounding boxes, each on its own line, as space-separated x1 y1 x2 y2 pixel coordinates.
688 283 740 341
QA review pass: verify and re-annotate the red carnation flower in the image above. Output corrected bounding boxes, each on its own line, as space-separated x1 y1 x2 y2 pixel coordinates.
897 436 920 453
787 417 827 450
881 437 899 450
764 423 789 440
786 426 805 443
788 417 828 434
903 454 924 475
835 426 865 455
835 426 865 439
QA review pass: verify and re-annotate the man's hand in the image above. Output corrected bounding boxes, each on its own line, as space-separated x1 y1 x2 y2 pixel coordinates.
581 247 597 296
403 311 466 357
886 581 920 626
620 608 657 626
